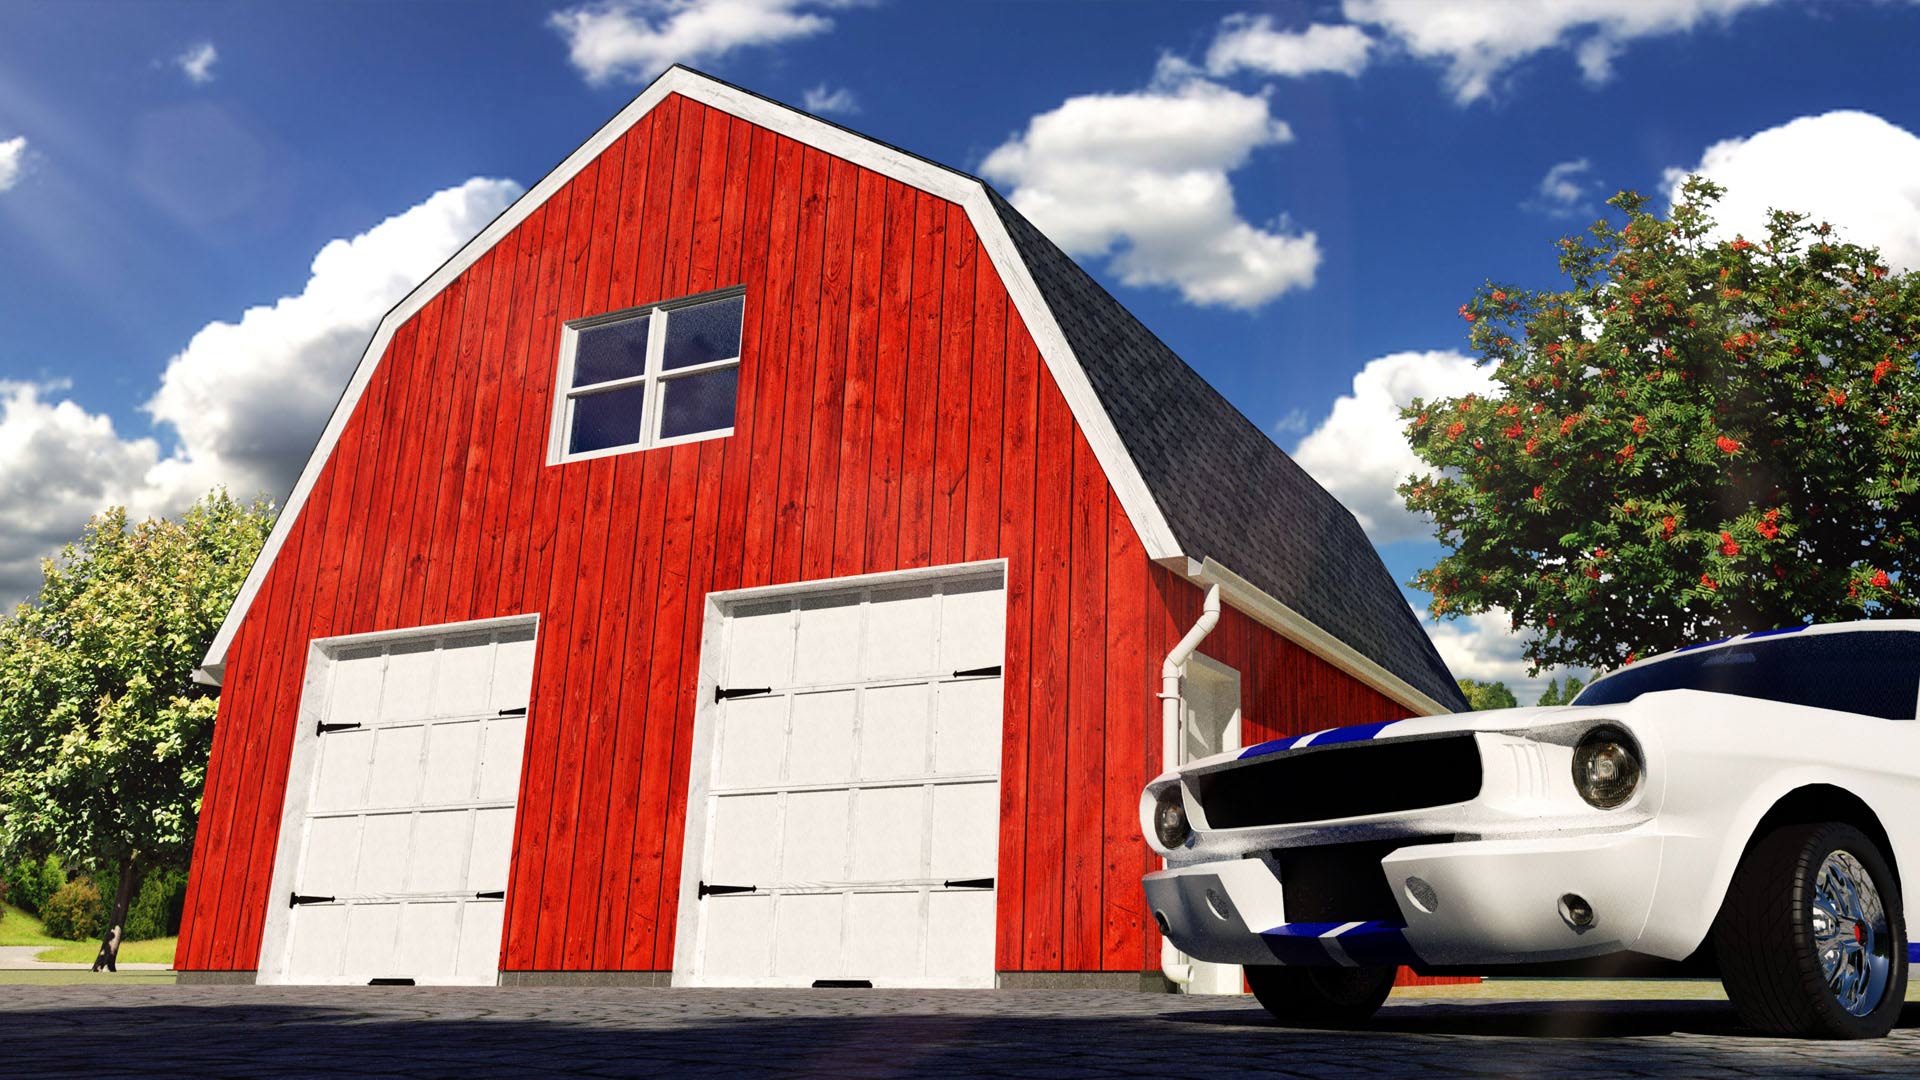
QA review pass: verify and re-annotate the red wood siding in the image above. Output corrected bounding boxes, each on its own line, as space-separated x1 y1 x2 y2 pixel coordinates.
176 93 1424 977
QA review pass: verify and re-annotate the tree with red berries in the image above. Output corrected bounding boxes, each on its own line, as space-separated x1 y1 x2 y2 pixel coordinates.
1402 178 1920 673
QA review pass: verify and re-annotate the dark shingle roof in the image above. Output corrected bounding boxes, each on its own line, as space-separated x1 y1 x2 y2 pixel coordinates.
988 190 1468 713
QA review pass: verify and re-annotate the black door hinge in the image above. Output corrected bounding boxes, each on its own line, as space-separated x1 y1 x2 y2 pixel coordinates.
698 882 757 899
714 686 772 703
474 890 505 900
953 665 1001 678
289 893 336 907
497 706 528 717
316 721 362 736
943 877 994 889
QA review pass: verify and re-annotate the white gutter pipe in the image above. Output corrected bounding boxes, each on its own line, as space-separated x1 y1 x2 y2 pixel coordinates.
1157 584 1221 990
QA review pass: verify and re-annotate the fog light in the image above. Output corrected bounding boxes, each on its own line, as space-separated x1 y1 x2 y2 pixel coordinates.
1404 876 1439 914
1153 787 1192 849
1154 910 1172 935
1559 893 1596 930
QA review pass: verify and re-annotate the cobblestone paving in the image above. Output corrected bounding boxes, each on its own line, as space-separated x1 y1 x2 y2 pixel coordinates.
6 986 1920 1079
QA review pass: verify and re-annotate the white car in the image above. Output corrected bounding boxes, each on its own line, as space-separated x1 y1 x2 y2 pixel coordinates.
1142 619 1917 1038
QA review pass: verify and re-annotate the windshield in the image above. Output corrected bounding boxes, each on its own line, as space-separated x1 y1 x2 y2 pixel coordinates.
1572 630 1920 719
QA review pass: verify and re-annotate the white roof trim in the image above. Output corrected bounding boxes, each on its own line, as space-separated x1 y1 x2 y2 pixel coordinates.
1181 556 1454 717
198 65 1181 681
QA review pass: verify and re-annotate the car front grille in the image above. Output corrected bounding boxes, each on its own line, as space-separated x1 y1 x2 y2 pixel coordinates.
1192 733 1482 829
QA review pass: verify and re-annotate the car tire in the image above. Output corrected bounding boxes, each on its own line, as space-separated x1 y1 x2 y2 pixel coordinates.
1712 821 1908 1039
1244 965 1396 1027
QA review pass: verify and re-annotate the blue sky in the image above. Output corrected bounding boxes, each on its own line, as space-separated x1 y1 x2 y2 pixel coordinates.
4 1 1920 699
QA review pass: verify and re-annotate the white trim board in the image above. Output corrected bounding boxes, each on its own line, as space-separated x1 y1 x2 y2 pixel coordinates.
196 66 1184 685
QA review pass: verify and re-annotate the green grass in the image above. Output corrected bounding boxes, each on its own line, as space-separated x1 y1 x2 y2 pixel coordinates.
0 902 80 948
33 937 176 966
0 969 175 986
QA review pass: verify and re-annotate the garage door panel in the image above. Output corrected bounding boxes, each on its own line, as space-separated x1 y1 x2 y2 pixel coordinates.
709 794 781 883
939 579 1005 673
849 786 925 882
379 641 437 722
925 889 995 976
862 584 937 679
845 892 923 979
433 633 497 717
420 721 483 805
329 647 386 721
311 729 374 812
353 813 413 894
456 901 505 977
715 696 787 789
489 628 537 712
476 716 526 801
934 679 1002 775
366 726 427 808
396 902 461 979
727 599 794 686
772 893 845 978
287 906 349 978
342 903 402 976
407 810 473 894
467 806 516 894
703 894 775 977
856 684 930 780
928 783 999 880
779 791 850 882
300 817 361 893
786 691 857 785
794 596 863 685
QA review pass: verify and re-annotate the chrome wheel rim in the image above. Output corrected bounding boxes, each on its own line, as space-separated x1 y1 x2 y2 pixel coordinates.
1811 849 1893 1017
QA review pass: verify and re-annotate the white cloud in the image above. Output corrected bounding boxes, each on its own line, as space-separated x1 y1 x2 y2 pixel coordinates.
0 178 519 608
143 177 522 505
1290 350 1495 544
549 0 848 85
1271 407 1309 437
1205 16 1374 79
1527 157 1593 216
176 42 218 85
1665 110 1920 271
1423 605 1586 705
1344 0 1779 103
801 83 858 115
0 382 161 607
0 136 27 192
981 75 1317 309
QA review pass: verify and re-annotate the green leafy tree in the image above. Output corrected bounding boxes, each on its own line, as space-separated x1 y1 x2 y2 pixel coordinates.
1456 678 1518 711
1536 675 1587 706
1403 178 1920 672
0 492 273 965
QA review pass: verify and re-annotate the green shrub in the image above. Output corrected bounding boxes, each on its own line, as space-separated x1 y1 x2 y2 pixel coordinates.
2 855 66 914
39 878 103 942
124 870 189 941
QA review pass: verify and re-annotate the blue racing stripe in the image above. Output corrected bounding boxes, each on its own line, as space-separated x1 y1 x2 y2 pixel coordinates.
1674 637 1730 652
1744 624 1809 639
1333 921 1419 968
1259 923 1345 966
1312 721 1395 746
1238 734 1305 760
1909 943 1920 964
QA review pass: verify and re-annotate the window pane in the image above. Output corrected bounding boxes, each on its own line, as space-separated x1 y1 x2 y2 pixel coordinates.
568 383 648 455
572 315 650 387
663 295 744 370
657 367 739 440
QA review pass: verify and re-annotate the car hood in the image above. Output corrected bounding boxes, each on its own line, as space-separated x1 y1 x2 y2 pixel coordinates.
1183 704 1620 774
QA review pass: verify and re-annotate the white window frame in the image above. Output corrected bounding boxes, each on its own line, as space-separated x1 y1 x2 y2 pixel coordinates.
547 285 745 464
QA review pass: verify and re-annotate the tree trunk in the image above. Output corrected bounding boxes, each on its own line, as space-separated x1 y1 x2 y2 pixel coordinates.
91 861 136 973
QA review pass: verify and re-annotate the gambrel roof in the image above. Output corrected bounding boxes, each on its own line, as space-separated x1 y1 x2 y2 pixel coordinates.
200 65 1466 715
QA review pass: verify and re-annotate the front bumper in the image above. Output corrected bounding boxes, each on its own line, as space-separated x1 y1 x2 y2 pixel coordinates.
1144 830 1666 969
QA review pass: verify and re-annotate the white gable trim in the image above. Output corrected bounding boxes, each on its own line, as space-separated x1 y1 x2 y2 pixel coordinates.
196 65 1181 683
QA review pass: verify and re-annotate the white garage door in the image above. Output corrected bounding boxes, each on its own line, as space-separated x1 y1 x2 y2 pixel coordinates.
683 569 1006 988
277 623 536 985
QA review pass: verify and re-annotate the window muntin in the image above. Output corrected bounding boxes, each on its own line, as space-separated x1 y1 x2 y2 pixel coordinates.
1572 630 1920 719
551 289 744 462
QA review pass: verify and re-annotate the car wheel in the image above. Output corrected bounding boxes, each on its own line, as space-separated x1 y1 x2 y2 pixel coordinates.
1713 821 1908 1038
1244 965 1396 1027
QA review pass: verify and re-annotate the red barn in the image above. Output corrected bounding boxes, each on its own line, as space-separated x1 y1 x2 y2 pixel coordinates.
176 67 1466 990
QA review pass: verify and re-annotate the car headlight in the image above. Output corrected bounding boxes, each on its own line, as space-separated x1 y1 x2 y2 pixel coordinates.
1153 786 1192 848
1572 725 1643 809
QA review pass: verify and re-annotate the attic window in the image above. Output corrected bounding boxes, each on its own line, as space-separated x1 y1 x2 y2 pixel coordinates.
549 288 744 462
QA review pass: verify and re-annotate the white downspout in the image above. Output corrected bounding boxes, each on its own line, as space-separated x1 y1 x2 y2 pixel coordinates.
1157 584 1221 989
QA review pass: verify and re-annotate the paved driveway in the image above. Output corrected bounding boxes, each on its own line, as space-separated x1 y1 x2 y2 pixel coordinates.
7 986 1920 1079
